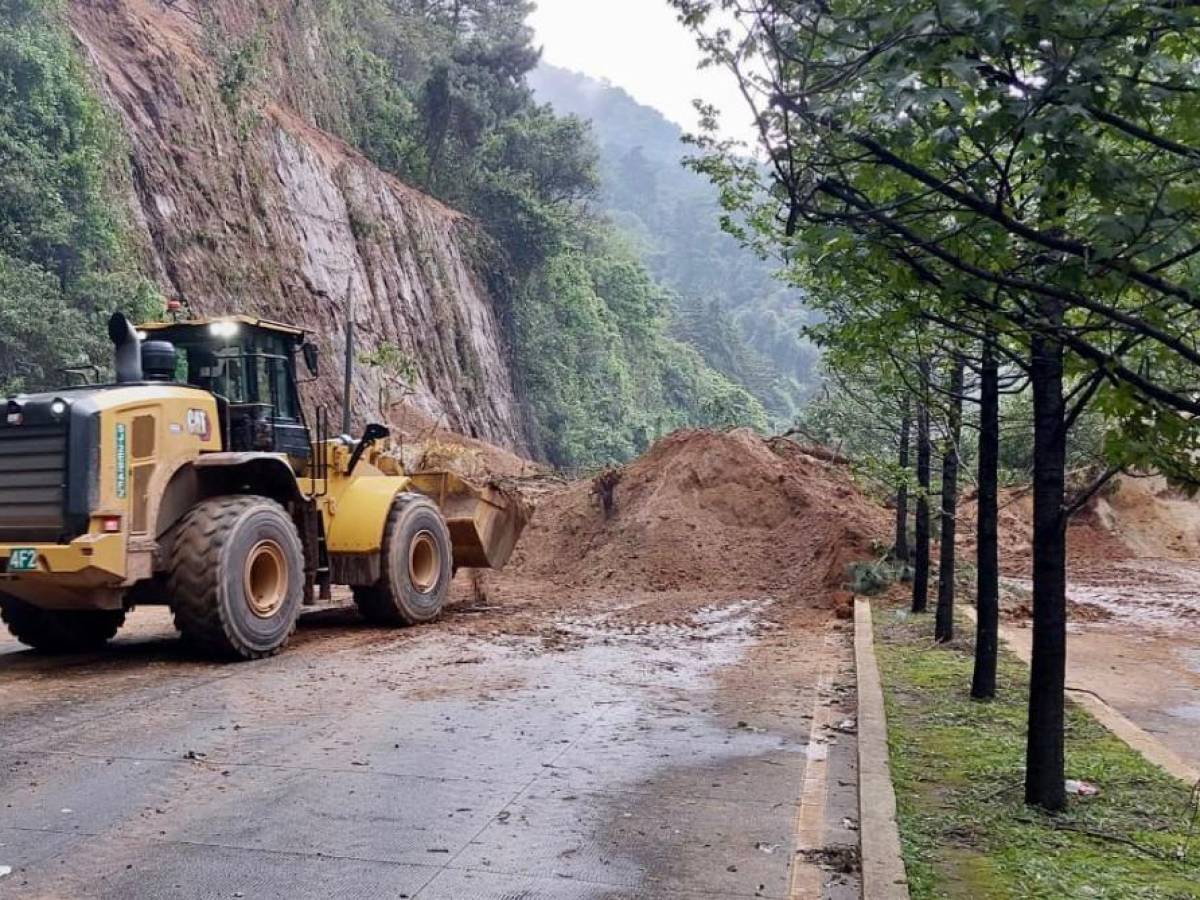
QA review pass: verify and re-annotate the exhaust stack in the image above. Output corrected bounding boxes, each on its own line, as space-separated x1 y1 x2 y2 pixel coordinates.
108 312 143 385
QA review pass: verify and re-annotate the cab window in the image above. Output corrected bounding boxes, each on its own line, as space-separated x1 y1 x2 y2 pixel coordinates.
172 330 298 422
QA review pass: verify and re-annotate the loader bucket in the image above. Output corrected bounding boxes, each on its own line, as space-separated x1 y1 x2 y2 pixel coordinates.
407 472 531 570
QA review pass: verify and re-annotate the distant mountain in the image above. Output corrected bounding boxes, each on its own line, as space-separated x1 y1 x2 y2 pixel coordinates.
529 64 818 419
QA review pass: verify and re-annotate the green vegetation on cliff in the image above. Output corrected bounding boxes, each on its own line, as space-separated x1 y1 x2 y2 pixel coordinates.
528 64 819 423
515 229 765 465
0 0 767 468
0 0 159 393
310 0 767 466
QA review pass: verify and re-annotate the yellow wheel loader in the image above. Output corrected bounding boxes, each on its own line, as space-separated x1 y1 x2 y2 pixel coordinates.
0 313 526 660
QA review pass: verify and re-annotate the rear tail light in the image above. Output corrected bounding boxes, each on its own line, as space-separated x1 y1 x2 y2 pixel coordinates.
100 516 122 533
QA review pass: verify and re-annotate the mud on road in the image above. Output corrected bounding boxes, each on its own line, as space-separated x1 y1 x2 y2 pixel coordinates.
0 590 861 900
1002 556 1200 772
0 431 888 898
996 475 1200 772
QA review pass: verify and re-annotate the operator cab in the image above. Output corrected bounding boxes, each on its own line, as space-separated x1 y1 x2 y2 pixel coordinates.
140 316 316 459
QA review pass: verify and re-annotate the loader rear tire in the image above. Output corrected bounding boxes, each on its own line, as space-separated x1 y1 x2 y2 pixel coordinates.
0 595 125 653
353 494 452 626
168 496 304 661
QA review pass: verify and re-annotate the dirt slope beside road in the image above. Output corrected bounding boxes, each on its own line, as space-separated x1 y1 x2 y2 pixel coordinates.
960 473 1200 576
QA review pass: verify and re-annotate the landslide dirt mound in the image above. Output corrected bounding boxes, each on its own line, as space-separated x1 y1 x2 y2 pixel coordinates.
1089 475 1200 561
490 429 887 609
962 474 1200 577
389 403 545 481
960 485 1123 574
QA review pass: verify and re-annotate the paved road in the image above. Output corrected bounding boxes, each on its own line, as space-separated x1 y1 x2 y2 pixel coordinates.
0 600 858 899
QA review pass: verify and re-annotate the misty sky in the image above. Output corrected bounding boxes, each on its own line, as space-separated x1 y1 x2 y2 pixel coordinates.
528 0 758 145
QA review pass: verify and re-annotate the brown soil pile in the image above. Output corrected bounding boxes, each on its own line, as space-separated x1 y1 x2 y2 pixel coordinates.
962 474 1200 577
1089 475 1200 561
389 404 545 481
488 430 888 609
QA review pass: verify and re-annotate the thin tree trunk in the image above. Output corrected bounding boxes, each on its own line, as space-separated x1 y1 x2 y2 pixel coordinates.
935 359 964 643
1025 303 1068 812
912 358 932 613
895 402 912 563
972 335 1000 699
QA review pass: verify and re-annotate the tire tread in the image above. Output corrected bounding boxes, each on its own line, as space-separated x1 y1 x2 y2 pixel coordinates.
168 495 299 660
0 596 125 653
353 493 450 626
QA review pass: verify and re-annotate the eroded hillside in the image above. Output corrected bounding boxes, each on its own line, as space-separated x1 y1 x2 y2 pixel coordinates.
66 0 532 452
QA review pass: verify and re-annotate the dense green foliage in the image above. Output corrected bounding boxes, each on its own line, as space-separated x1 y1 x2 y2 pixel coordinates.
309 0 766 466
797 364 1109 495
0 0 159 392
529 64 817 423
876 601 1200 899
675 0 1200 477
516 230 766 466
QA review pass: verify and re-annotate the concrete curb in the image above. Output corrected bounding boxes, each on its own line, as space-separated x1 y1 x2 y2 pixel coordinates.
962 606 1200 785
854 598 910 900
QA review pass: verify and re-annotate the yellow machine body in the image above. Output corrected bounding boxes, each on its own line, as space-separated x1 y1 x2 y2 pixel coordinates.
0 319 526 616
0 385 220 610
303 442 527 565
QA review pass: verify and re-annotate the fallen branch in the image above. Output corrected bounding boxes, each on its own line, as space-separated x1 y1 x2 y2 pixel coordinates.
1049 823 1172 861
774 432 850 464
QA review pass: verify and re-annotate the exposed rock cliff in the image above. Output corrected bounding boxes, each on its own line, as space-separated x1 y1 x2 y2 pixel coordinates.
66 0 533 453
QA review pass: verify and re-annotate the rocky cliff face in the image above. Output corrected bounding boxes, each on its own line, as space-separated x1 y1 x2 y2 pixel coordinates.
66 0 533 453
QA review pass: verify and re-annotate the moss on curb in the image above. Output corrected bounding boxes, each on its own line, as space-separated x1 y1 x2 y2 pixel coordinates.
873 598 1200 899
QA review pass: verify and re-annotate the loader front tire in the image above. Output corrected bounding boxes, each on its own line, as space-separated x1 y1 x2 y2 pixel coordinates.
169 496 304 661
0 595 125 653
354 494 452 626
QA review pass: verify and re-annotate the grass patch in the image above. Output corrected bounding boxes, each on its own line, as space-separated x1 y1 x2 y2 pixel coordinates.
873 598 1200 899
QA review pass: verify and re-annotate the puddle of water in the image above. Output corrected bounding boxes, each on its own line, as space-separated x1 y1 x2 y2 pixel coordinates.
1178 647 1200 675
1166 702 1200 723
1010 559 1200 630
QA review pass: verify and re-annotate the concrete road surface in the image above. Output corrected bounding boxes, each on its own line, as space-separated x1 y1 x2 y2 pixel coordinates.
0 599 859 899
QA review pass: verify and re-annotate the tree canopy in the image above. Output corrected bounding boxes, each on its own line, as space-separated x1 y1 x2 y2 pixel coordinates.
0 0 159 392
674 0 1200 811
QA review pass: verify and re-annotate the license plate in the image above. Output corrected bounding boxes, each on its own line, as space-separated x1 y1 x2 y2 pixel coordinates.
7 548 38 572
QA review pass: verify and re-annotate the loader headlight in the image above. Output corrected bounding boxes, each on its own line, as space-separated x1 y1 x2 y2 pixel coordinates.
50 400 67 417
208 321 240 339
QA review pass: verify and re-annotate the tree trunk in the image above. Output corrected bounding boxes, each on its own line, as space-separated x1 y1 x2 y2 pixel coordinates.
935 359 963 643
1025 304 1068 812
912 359 932 613
895 403 911 563
972 336 1000 700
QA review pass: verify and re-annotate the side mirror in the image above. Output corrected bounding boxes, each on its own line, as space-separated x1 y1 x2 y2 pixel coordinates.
301 342 319 376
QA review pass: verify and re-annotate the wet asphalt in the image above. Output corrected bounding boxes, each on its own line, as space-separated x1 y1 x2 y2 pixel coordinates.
0 601 859 899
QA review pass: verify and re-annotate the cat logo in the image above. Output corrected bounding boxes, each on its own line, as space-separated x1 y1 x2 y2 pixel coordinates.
186 409 212 442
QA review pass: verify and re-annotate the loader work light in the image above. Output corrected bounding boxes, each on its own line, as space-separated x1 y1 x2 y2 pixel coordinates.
208 321 240 338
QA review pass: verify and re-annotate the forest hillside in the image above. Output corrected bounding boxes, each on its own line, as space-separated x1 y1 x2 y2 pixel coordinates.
0 0 770 467
530 63 819 422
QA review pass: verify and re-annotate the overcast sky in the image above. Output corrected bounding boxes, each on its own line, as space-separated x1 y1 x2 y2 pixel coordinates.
528 0 758 145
